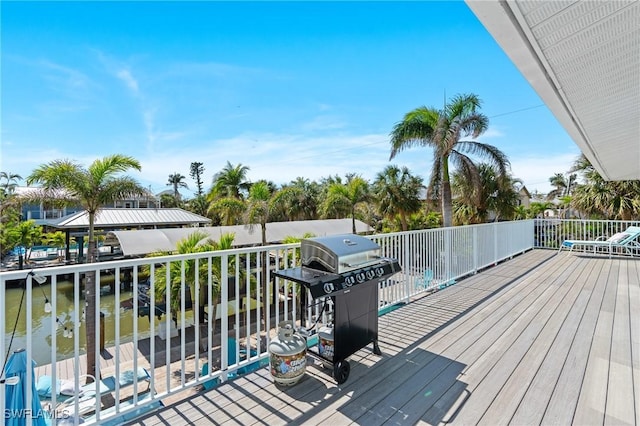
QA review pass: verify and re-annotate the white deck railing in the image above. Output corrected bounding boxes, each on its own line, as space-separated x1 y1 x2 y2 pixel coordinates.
533 218 640 250
2 220 537 425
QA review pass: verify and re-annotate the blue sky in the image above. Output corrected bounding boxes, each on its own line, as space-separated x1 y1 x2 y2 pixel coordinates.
1 1 581 196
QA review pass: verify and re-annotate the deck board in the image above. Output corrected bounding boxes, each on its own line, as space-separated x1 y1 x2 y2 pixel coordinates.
127 250 638 426
605 259 635 425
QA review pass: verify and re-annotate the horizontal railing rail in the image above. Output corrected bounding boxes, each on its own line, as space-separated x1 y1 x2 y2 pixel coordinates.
1 220 536 425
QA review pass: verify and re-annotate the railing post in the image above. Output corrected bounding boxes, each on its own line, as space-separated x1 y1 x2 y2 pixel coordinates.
473 226 478 274
403 233 411 303
100 311 105 351
221 253 229 382
444 227 452 284
494 222 499 265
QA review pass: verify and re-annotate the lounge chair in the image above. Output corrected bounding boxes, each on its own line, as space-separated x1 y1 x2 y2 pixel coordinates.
38 367 151 416
558 226 640 258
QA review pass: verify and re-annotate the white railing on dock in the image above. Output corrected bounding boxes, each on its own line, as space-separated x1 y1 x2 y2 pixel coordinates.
1 221 535 425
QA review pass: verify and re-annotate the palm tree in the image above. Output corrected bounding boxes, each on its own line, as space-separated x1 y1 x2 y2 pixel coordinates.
150 231 237 324
321 175 370 233
208 197 246 226
389 93 509 227
547 173 577 200
272 177 321 221
185 195 209 217
0 172 22 225
159 193 179 208
373 165 423 231
570 155 640 220
43 230 70 261
529 201 554 218
167 172 188 202
244 180 275 325
5 220 42 267
0 171 22 196
26 154 144 380
208 161 251 201
245 181 274 246
451 163 520 224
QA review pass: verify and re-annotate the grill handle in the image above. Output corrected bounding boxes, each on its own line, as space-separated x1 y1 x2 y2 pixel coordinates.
340 256 382 269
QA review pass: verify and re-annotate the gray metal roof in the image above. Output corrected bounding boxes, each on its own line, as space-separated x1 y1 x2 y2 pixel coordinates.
105 219 372 256
466 0 640 180
46 208 211 229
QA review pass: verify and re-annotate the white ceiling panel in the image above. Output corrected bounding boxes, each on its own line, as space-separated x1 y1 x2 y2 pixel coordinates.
466 0 640 180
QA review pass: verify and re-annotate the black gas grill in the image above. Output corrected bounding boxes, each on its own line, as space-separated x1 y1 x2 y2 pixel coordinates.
274 234 400 384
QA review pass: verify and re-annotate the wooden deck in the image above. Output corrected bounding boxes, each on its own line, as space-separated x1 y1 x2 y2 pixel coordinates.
127 249 639 425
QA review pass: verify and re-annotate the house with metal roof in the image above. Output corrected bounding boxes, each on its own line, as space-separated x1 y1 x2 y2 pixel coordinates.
40 208 211 262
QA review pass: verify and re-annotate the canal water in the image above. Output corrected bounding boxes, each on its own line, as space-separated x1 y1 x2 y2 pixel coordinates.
2 280 162 366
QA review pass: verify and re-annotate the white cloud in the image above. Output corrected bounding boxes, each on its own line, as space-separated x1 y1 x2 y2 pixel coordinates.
116 68 139 94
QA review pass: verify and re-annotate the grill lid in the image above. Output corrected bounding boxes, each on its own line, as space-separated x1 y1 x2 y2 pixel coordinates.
301 234 380 273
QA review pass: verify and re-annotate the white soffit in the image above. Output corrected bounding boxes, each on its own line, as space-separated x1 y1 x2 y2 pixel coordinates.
466 0 640 180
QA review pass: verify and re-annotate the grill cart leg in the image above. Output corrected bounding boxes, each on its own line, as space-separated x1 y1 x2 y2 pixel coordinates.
333 360 350 384
373 340 382 355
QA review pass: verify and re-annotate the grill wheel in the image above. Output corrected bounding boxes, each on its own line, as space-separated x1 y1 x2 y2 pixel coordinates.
333 360 350 384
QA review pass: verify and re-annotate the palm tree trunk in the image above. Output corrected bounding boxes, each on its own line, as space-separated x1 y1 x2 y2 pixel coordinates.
85 213 98 382
442 158 453 227
399 210 408 231
442 182 453 227
351 207 356 234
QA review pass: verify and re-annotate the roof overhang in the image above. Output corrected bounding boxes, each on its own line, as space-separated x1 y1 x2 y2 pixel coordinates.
466 0 640 180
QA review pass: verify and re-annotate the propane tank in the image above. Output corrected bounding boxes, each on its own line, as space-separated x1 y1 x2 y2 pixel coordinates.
269 320 307 385
318 325 334 367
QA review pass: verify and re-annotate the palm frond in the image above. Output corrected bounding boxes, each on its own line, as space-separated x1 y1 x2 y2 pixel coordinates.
389 107 439 159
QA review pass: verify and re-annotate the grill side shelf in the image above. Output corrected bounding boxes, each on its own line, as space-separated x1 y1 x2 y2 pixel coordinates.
274 259 401 299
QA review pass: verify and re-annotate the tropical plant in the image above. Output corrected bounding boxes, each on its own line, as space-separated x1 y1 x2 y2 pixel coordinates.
150 231 237 324
547 172 577 200
321 175 370 233
167 172 188 202
184 195 208 217
160 193 179 208
208 161 251 201
245 181 274 246
373 165 423 231
0 171 22 196
529 201 554 218
0 172 22 225
209 197 246 226
43 230 70 260
389 93 509 227
26 154 144 380
512 205 529 220
271 177 321 221
244 180 277 324
2 220 42 265
557 195 573 218
570 155 640 220
451 163 521 224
